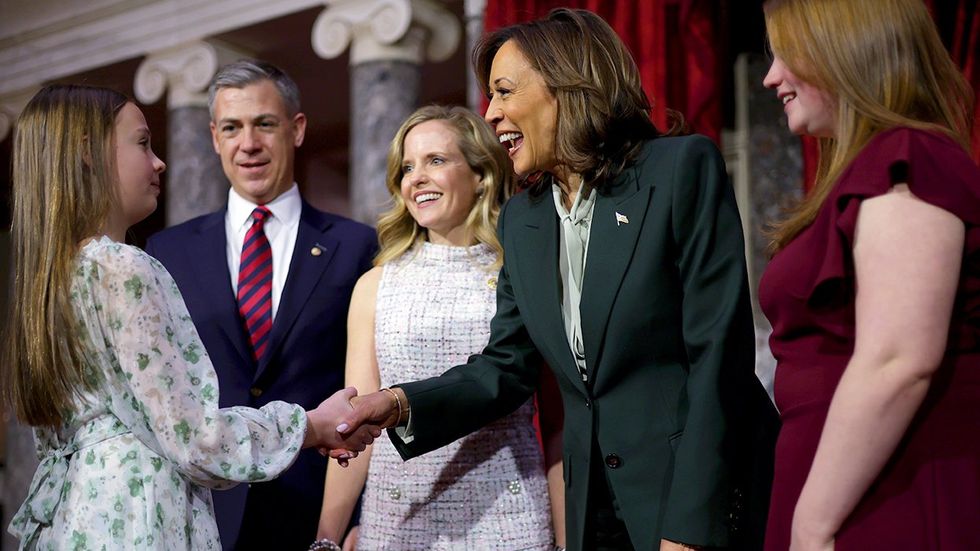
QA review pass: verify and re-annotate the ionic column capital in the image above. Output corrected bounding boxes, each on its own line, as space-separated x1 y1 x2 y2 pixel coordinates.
311 0 460 66
134 40 249 109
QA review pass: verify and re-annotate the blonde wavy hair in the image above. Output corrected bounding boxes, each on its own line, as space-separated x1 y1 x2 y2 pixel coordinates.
2 85 128 427
375 105 513 270
765 0 974 251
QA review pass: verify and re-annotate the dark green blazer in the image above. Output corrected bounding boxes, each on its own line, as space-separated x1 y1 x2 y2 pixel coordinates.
391 135 778 550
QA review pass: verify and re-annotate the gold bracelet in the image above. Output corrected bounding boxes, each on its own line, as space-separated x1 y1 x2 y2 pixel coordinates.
380 387 403 425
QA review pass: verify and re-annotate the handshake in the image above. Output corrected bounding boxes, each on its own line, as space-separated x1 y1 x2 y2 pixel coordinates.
302 386 408 465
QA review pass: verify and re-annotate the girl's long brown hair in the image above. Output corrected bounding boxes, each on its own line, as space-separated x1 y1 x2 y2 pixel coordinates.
2 84 128 427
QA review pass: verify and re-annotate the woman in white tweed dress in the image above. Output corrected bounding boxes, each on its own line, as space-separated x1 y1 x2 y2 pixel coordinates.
315 105 565 551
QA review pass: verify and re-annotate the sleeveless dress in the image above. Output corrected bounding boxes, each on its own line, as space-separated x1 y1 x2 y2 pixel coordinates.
9 237 305 550
759 128 980 550
357 242 554 550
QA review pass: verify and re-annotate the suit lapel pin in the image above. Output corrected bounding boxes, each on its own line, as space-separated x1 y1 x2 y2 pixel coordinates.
615 212 629 226
310 243 326 257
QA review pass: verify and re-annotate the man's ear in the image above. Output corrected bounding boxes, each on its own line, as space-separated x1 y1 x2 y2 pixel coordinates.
292 112 307 148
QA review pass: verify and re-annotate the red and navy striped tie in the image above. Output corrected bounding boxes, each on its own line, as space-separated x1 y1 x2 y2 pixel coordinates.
238 206 273 362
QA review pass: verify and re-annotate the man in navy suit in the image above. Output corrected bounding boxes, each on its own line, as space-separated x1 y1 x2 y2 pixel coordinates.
146 60 377 550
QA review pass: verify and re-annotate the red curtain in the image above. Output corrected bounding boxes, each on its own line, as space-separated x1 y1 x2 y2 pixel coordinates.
940 0 980 161
483 0 724 143
802 0 980 192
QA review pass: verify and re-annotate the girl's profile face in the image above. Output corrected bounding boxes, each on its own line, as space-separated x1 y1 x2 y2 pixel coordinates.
763 55 837 138
113 102 166 227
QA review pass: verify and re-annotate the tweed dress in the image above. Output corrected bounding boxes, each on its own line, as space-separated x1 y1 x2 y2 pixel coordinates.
357 242 553 550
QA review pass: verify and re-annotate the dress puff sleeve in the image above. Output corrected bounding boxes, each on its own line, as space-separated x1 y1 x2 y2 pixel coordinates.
80 241 306 489
800 127 980 305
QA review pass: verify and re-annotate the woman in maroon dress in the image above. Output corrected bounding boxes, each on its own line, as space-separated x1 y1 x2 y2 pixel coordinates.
758 1 980 550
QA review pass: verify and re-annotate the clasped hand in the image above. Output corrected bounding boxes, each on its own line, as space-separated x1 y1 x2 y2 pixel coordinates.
304 387 382 461
326 389 404 466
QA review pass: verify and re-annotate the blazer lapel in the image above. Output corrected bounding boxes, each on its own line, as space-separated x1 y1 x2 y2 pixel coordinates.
580 165 653 377
254 202 338 381
511 194 586 392
191 213 254 367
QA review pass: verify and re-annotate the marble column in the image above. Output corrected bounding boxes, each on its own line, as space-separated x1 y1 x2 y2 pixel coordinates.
464 0 488 113
134 40 247 227
726 53 803 398
349 59 422 224
312 0 461 225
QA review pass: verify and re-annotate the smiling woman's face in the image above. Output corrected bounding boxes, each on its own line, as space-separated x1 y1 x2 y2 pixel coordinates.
399 120 482 246
484 40 560 177
763 55 837 138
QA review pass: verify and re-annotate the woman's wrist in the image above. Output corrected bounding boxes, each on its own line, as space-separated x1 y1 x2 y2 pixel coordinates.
302 411 318 449
309 538 341 551
380 386 410 427
792 495 838 543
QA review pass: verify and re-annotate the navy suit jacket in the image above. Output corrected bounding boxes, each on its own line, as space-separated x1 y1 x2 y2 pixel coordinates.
146 200 377 550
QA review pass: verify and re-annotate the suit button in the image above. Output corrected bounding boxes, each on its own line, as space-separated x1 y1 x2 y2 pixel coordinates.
605 454 622 469
585 399 592 409
250 387 263 397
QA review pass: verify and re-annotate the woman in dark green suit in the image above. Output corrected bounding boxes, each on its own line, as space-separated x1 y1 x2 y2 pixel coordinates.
335 9 777 551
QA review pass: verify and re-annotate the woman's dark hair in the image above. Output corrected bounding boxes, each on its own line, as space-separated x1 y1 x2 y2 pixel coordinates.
474 8 678 193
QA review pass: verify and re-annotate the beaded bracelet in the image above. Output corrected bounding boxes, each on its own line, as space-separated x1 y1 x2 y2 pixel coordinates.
380 387 403 425
308 538 341 551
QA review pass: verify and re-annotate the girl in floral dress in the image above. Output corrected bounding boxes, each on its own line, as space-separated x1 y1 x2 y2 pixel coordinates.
2 84 379 550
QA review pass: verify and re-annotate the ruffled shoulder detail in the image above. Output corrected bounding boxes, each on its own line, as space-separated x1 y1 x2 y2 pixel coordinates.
798 127 980 306
835 127 980 233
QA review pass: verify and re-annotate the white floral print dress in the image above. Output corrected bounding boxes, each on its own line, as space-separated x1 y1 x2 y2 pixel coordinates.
9 237 307 550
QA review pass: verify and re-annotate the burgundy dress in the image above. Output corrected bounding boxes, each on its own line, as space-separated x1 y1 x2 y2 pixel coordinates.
759 127 980 551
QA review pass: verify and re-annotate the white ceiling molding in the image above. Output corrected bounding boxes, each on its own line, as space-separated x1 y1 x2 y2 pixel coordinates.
0 0 325 96
0 0 147 42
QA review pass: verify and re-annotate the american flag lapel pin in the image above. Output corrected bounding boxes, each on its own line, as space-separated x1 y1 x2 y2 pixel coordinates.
615 212 629 226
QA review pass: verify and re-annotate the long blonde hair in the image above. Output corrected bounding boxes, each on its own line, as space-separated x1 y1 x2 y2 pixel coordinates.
765 0 974 251
375 105 512 270
2 84 128 427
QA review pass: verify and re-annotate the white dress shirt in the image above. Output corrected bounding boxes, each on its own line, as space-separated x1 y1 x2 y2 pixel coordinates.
225 184 301 320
